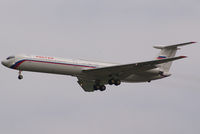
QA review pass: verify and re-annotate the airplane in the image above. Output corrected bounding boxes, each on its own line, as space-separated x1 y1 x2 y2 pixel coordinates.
1 42 196 92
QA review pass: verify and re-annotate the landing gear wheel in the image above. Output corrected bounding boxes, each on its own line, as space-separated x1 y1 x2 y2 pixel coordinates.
93 85 100 90
108 79 121 86
18 75 23 80
18 71 23 80
114 80 121 86
93 85 106 91
99 85 106 91
108 79 115 85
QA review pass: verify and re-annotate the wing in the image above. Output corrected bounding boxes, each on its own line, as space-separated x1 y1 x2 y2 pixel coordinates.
82 56 186 80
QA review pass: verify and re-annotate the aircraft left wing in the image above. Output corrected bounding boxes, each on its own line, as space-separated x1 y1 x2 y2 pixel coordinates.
82 56 186 80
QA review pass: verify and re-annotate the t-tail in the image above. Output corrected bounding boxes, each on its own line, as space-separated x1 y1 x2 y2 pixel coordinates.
154 42 196 72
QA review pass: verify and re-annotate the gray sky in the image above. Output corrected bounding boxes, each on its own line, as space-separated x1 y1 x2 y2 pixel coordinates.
0 0 200 134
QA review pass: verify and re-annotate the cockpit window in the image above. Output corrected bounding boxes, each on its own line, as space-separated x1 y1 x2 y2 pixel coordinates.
6 56 15 60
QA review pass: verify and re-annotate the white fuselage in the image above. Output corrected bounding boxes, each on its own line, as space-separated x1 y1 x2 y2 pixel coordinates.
2 54 165 82
1 42 193 92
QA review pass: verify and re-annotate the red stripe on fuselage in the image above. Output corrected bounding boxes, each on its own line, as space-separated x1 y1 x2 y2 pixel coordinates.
157 57 166 60
13 59 96 69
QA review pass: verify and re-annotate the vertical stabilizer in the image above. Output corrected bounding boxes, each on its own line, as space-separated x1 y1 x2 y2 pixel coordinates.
154 42 196 72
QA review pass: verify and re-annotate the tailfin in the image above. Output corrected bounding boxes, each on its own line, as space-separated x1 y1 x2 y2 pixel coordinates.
154 42 196 72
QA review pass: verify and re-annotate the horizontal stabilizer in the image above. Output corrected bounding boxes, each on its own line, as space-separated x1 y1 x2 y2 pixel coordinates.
154 42 196 49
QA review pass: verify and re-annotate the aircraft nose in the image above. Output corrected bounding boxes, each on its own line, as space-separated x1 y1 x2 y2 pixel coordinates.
1 60 8 67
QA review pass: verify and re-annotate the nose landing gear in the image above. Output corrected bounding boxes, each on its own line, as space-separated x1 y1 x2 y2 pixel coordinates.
18 71 23 80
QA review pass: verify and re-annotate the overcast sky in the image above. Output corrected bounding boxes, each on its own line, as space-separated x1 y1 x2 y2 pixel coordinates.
0 0 200 134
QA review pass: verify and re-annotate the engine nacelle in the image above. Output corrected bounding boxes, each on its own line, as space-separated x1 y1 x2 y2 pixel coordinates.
158 71 171 77
147 69 171 77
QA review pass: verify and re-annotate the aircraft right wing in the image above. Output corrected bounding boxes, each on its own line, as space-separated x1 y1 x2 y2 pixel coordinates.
77 56 186 92
82 56 187 80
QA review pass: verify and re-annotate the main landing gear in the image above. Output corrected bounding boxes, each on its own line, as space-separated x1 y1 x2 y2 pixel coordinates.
93 85 106 91
93 79 121 91
108 79 121 86
18 71 23 80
